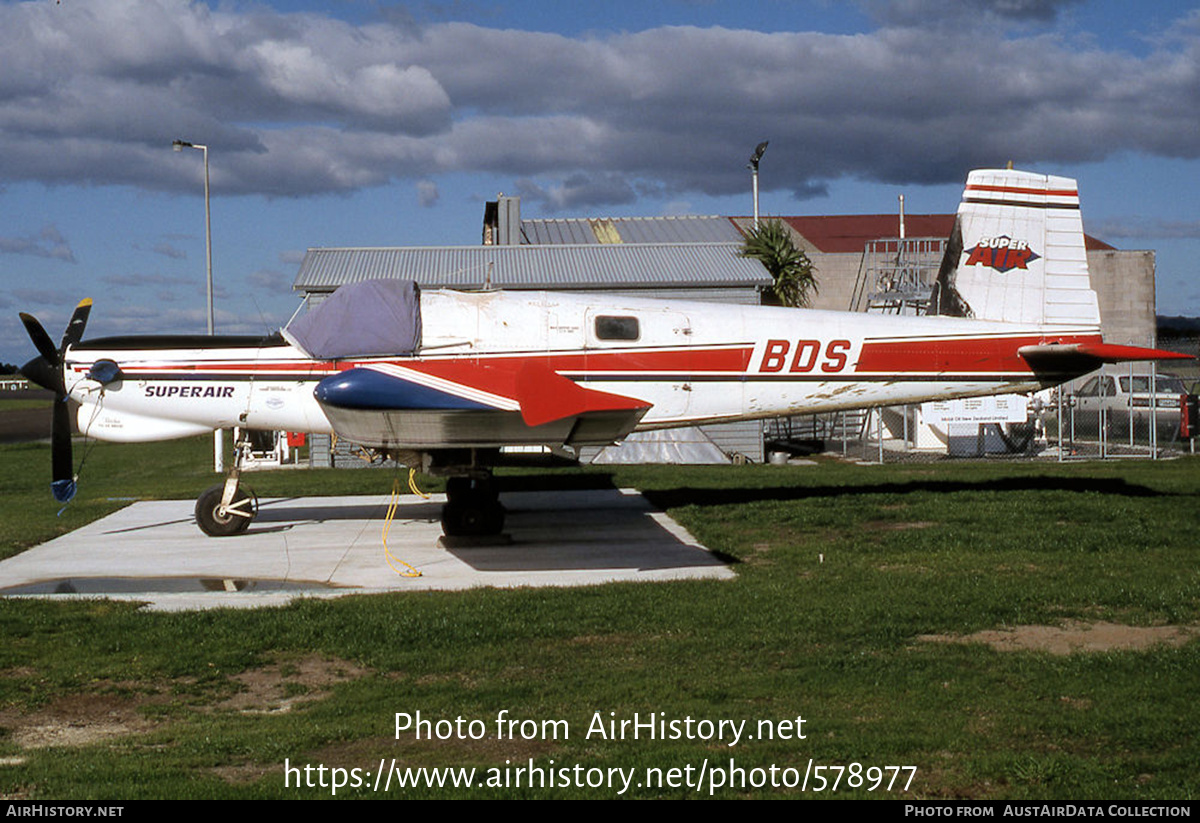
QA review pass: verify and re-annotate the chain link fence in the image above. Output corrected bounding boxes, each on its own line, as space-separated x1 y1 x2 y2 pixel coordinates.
765 365 1197 464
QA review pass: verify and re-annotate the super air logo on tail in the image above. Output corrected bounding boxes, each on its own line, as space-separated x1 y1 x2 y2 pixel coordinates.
964 236 1040 273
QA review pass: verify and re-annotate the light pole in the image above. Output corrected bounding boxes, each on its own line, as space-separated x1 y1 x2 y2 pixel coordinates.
748 140 768 229
172 140 214 334
172 139 222 471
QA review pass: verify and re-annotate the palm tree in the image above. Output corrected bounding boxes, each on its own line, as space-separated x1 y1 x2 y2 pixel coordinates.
740 219 818 308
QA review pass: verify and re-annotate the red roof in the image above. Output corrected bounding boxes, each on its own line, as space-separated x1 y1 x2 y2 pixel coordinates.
776 214 1115 254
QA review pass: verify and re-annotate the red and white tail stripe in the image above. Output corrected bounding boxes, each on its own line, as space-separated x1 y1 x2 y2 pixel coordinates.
963 170 1079 209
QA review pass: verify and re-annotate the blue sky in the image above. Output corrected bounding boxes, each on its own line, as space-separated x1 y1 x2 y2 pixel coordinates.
3 0 1200 363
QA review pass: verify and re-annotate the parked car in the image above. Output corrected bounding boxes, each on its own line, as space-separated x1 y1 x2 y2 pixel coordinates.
1072 372 1188 440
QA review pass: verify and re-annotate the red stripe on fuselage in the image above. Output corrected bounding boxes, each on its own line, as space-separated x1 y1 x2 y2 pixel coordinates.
80 345 758 391
382 346 756 397
855 334 1103 375
78 334 1106 385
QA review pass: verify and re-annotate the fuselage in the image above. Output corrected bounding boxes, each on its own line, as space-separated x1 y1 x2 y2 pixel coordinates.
63 289 1101 447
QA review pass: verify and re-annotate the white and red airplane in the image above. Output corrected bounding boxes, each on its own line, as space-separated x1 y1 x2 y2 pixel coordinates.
19 168 1190 536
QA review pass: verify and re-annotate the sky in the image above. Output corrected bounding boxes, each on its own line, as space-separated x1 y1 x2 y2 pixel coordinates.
3 0 1200 363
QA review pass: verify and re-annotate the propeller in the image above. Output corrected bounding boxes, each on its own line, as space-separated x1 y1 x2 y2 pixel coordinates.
18 299 92 503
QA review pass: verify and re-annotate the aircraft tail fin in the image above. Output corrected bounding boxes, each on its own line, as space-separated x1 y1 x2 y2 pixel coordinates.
932 169 1101 327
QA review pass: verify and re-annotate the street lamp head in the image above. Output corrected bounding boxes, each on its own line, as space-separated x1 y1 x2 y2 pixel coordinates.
748 140 769 170
173 139 207 152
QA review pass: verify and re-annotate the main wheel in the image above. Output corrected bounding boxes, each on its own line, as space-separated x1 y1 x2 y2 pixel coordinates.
441 500 505 537
195 483 256 537
446 475 498 504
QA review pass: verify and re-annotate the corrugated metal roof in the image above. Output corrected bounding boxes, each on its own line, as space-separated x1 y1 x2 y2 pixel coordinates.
778 214 1115 254
520 215 743 245
780 215 955 253
294 243 772 292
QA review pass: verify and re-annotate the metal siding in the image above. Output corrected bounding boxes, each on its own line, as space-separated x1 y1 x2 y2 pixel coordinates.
520 216 743 245
699 421 764 462
615 216 744 244
578 422 764 464
523 220 598 244
295 244 771 292
499 197 521 245
308 433 332 467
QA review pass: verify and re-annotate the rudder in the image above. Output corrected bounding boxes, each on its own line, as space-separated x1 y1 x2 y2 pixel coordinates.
932 169 1101 328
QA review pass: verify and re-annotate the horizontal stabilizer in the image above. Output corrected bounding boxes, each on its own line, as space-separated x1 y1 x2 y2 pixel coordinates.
515 362 651 427
1018 342 1192 373
1074 343 1194 362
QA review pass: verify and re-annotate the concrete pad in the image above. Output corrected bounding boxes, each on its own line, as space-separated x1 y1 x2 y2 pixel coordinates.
0 489 733 611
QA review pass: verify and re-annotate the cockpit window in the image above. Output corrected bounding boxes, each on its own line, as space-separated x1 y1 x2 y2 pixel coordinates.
595 315 639 341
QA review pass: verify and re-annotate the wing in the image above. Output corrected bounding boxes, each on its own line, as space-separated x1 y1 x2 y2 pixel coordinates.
313 360 652 450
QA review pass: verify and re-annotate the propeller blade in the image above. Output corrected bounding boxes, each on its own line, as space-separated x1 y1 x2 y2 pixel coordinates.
19 312 58 364
60 298 93 350
50 395 76 504
20 302 87 504
19 354 62 394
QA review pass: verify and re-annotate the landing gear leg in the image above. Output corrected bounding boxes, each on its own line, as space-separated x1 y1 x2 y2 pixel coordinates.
441 472 505 537
195 432 258 537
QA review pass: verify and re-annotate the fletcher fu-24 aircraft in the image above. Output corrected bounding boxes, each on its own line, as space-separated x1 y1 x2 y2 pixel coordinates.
19 169 1191 537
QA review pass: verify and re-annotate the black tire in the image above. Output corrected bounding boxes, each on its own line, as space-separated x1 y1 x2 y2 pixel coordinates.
441 501 505 537
445 475 498 504
195 483 255 537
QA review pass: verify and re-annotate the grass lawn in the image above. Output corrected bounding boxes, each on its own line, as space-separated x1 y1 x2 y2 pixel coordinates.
0 437 1197 799
0 398 51 411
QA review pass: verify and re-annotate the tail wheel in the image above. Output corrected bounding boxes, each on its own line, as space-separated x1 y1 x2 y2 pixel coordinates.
195 483 257 537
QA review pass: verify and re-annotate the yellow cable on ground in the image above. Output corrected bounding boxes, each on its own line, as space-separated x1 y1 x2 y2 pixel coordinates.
407 467 431 498
383 476 422 578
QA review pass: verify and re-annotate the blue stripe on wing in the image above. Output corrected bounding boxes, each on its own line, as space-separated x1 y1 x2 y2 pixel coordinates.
314 367 497 411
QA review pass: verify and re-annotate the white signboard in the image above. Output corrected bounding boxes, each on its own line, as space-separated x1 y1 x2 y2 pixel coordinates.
922 394 1028 425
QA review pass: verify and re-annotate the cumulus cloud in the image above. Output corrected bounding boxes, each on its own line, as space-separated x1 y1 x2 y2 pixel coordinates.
152 241 187 259
861 0 1085 26
0 0 1198 209
87 302 282 338
103 273 193 287
131 239 188 259
417 179 440 207
247 268 291 291
0 225 76 263
13 288 76 307
516 173 638 211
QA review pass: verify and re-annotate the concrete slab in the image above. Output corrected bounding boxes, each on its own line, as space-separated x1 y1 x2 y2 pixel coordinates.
0 489 733 611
